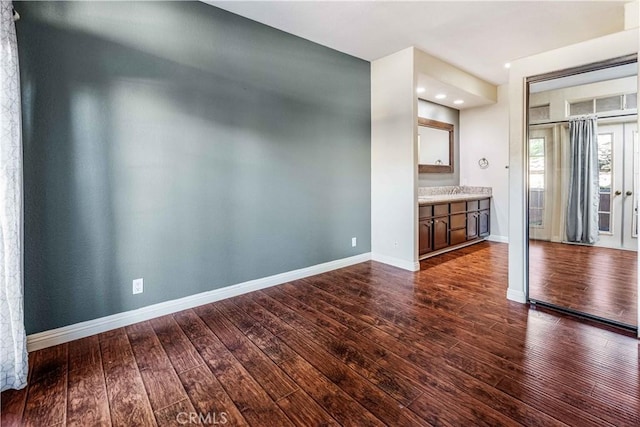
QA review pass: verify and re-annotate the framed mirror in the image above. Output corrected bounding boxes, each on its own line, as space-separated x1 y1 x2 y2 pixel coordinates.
418 117 454 173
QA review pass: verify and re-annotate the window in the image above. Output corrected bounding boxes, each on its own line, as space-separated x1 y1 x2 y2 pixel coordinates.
529 104 550 122
529 137 545 227
598 133 613 232
569 92 637 117
569 100 594 116
595 95 623 113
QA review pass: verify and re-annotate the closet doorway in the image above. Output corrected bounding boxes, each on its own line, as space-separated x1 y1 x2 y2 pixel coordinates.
527 56 638 329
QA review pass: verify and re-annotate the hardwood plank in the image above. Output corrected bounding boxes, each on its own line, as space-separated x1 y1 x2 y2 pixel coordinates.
126 322 191 412
149 315 204 374
275 388 341 427
1 386 28 427
216 299 298 364
496 375 616 427
21 344 67 427
174 309 295 427
22 366 67 427
194 304 298 401
178 365 248 427
279 355 386 427
29 343 67 381
257 288 423 406
244 293 429 426
100 330 156 427
68 335 101 371
153 399 196 427
218 299 386 426
66 361 111 427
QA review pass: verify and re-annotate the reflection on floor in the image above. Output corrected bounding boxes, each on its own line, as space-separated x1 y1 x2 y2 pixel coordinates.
529 240 638 327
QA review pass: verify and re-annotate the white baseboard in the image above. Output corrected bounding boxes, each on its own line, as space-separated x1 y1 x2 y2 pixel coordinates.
506 288 527 304
488 234 509 244
370 253 420 271
27 252 372 352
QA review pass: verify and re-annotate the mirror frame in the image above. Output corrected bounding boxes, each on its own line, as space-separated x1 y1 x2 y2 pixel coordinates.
418 117 454 173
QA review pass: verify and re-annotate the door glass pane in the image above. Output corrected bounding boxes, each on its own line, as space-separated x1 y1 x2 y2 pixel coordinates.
529 137 544 227
598 133 612 232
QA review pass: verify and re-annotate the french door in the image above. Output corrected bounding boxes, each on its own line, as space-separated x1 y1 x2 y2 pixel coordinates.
596 121 638 250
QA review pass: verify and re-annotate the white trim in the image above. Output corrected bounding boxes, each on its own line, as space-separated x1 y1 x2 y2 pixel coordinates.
27 252 372 352
507 288 527 303
487 234 509 243
371 252 420 271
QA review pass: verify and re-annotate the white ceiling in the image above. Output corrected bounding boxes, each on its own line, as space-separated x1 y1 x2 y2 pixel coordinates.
207 0 626 86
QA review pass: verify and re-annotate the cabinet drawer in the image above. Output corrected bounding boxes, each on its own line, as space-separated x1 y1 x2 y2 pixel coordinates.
450 213 466 229
450 201 466 213
467 200 479 211
419 205 433 219
434 204 449 216
480 198 490 210
451 228 467 245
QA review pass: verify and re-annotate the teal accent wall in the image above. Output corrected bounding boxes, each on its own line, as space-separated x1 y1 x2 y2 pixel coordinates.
16 1 371 334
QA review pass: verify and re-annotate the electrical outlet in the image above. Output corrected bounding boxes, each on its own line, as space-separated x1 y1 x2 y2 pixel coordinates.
133 278 144 295
352 237 357 247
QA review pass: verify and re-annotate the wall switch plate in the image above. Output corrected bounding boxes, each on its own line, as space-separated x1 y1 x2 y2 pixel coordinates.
352 237 357 247
133 278 144 295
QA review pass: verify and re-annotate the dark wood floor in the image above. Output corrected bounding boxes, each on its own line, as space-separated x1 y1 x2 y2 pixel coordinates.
2 242 639 426
529 240 638 327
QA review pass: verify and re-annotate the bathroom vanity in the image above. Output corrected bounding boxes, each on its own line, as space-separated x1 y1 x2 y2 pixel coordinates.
418 186 491 259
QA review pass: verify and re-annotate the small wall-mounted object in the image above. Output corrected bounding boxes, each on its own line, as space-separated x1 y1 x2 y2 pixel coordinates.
478 158 489 169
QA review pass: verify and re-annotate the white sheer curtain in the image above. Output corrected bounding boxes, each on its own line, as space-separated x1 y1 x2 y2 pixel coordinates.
1 1 27 392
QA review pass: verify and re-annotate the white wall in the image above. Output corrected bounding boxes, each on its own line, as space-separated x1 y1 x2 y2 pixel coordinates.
460 84 510 242
371 47 419 271
625 0 639 30
508 29 640 304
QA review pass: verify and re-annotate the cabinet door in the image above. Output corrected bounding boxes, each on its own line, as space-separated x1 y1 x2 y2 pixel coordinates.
479 209 490 237
419 219 433 255
467 213 478 240
433 216 449 250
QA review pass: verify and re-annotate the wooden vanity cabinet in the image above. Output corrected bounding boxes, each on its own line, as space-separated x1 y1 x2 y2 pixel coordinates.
433 214 449 250
478 198 490 237
419 197 490 258
418 206 433 255
449 202 467 245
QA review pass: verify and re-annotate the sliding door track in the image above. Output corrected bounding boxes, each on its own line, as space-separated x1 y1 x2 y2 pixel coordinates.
529 299 638 334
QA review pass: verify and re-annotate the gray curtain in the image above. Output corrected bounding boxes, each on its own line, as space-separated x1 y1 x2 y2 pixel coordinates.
566 115 599 244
